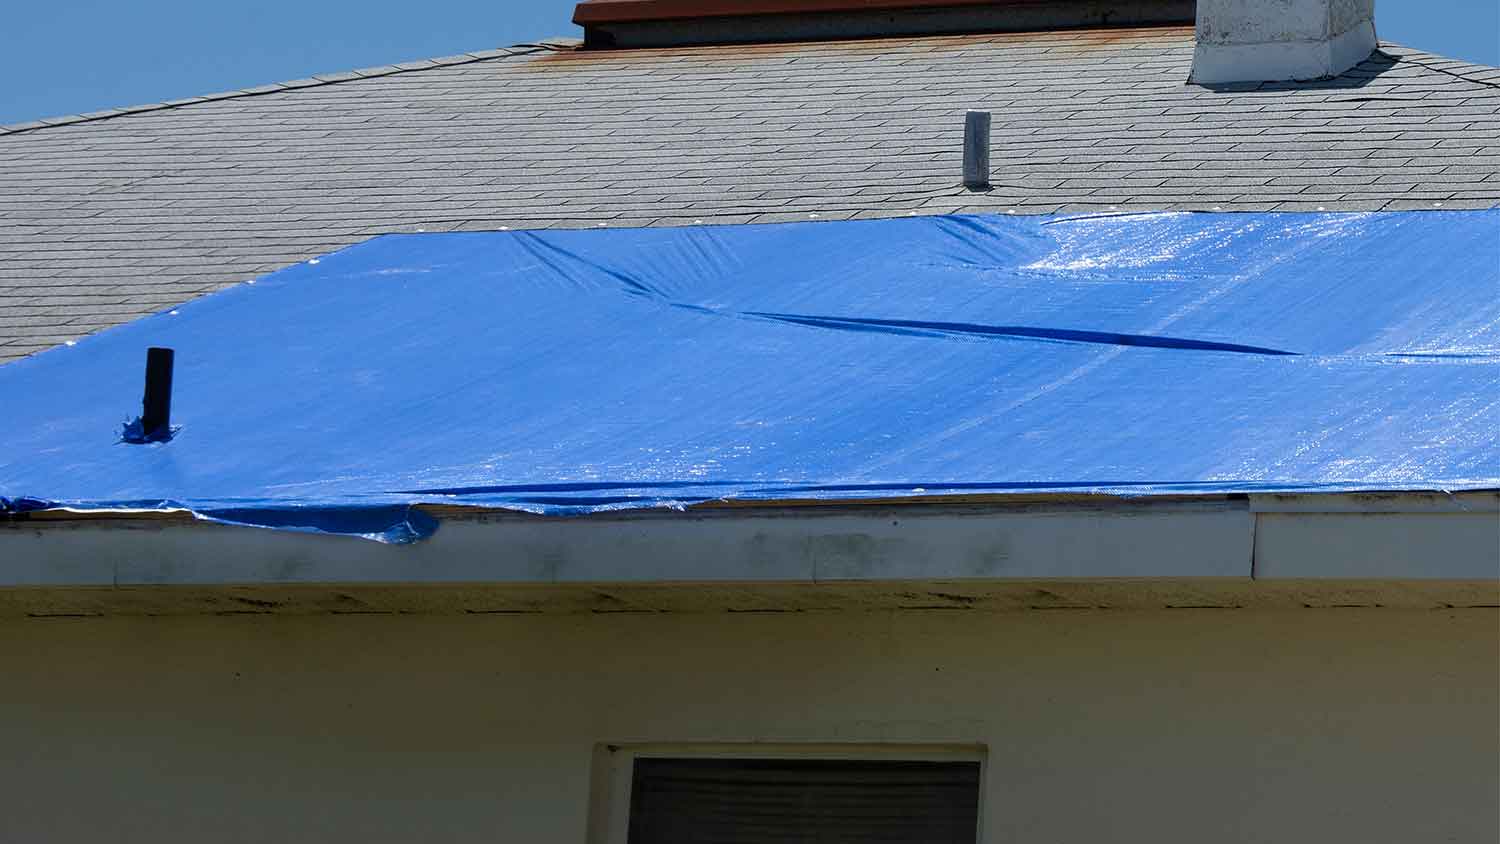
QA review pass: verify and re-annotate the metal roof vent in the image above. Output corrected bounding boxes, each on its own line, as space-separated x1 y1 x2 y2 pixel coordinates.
573 0 1196 49
1189 0 1377 84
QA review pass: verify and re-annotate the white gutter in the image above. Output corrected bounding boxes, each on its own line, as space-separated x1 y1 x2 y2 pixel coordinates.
3 492 1495 594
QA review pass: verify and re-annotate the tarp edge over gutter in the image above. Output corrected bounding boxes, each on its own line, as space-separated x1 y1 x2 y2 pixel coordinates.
6 484 1498 544
3 493 1496 591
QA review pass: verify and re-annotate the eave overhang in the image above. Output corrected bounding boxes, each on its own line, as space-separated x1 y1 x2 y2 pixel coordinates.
4 492 1495 616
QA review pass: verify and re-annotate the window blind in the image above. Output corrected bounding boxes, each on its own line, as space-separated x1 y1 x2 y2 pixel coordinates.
627 757 980 843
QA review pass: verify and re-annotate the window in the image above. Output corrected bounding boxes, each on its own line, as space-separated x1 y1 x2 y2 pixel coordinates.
593 744 984 844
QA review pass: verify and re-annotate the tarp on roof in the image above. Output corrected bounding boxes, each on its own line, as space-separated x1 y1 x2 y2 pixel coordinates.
2 211 1497 542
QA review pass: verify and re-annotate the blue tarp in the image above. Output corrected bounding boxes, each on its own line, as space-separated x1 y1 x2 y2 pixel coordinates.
2 211 1497 542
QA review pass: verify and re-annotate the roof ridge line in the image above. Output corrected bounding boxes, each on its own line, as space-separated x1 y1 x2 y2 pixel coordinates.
0 40 579 138
1379 43 1500 90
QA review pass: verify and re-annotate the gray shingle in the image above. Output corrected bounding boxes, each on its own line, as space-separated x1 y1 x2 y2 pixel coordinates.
0 28 1496 363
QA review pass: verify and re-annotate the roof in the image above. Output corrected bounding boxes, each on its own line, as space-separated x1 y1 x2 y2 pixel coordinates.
3 210 1496 542
1 27 1498 364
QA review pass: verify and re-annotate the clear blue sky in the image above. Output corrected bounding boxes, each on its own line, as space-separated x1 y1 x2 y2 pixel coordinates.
3 0 1496 126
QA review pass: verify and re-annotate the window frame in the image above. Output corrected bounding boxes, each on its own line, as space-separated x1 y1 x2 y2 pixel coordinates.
588 742 988 844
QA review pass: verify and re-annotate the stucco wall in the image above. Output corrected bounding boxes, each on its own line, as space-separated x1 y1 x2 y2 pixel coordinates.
1 608 1494 842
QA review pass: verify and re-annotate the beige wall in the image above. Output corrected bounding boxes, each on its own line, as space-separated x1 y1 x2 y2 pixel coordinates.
0 608 1494 842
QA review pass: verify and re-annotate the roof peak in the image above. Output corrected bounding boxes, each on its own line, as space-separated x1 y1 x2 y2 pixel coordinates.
5 32 1494 139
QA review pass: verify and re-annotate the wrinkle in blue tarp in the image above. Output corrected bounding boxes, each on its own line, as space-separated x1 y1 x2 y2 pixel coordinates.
2 210 1497 542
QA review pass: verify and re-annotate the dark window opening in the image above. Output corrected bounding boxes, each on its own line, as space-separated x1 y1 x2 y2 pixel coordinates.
627 756 981 843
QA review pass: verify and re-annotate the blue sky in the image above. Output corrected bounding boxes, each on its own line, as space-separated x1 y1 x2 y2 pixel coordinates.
2 0 1496 125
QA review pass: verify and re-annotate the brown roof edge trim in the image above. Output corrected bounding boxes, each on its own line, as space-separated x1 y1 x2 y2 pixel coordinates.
574 0 1062 25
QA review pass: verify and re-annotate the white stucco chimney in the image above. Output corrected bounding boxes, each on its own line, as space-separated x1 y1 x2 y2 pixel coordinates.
1190 0 1378 84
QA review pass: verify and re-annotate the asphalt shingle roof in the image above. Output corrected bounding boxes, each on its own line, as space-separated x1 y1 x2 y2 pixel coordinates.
1 26 1497 362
